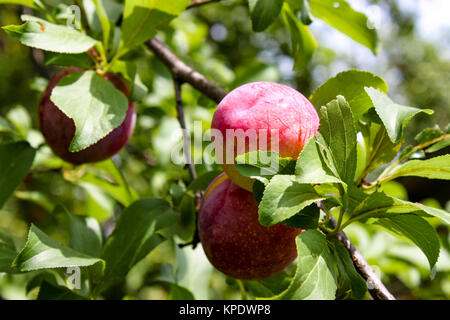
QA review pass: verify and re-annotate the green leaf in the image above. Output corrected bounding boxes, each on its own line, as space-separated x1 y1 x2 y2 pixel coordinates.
0 0 34 7
44 52 91 69
365 87 434 144
350 191 450 226
332 241 367 299
362 124 400 175
50 70 129 152
235 151 296 178
97 199 178 293
319 96 357 183
120 0 189 54
375 214 440 269
283 203 320 229
259 175 323 226
295 137 342 184
92 0 112 51
0 116 14 134
80 159 138 206
12 224 103 272
0 242 16 273
426 137 450 153
249 0 284 32
309 0 378 53
310 70 388 121
14 190 55 212
412 203 450 225
79 182 115 222
37 281 87 300
168 284 195 300
282 3 317 70
2 15 98 54
274 230 336 300
187 170 222 191
245 271 292 298
0 141 35 209
415 127 444 145
383 155 450 182
54 205 103 257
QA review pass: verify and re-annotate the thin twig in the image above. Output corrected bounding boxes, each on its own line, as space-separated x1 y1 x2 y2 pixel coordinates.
146 38 227 104
174 80 197 181
187 0 221 9
147 37 395 300
173 78 202 248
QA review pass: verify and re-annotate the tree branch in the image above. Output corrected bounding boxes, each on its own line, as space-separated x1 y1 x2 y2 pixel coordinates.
187 0 221 9
147 36 395 300
329 215 396 300
146 38 227 104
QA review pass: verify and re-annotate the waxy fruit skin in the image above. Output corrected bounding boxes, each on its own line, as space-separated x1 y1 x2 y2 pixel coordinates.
198 173 301 280
39 67 136 164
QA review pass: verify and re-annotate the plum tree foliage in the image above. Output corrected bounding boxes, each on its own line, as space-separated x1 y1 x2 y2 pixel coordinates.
0 0 448 301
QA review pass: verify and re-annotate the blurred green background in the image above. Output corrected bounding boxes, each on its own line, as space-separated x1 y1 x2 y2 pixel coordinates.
0 0 449 300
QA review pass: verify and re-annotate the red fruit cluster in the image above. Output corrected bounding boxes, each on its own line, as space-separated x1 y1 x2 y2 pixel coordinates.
199 82 320 280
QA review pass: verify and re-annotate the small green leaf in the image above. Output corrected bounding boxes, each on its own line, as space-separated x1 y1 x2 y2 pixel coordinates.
2 15 98 54
415 127 444 145
282 3 317 70
97 199 178 293
14 190 55 212
349 191 450 226
0 141 35 209
54 205 103 257
92 0 112 51
295 137 342 184
44 52 91 69
365 87 434 144
120 0 189 54
168 284 195 300
383 155 450 182
187 170 222 192
0 242 16 273
375 214 440 269
249 0 284 32
50 70 129 152
235 151 296 178
319 96 357 184
0 0 35 7
273 230 337 300
283 203 320 229
426 137 450 153
12 224 103 272
309 0 378 53
37 281 87 300
363 125 401 175
412 203 450 225
245 271 292 298
80 159 138 207
310 70 388 120
259 175 323 226
333 241 367 299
